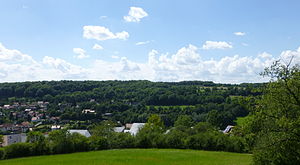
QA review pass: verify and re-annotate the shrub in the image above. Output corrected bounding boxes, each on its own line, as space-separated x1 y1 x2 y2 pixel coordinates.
5 143 33 159
70 133 90 152
0 148 5 160
89 136 109 150
110 133 135 149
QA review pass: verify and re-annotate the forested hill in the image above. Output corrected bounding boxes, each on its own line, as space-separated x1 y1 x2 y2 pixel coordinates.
0 80 263 128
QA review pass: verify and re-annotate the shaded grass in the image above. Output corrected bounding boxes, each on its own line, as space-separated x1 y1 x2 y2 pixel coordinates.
0 149 252 165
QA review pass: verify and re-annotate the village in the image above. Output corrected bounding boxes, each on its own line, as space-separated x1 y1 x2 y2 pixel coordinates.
0 100 235 147
0 100 150 147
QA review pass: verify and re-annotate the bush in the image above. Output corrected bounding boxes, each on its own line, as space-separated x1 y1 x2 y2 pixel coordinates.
5 143 33 159
48 130 74 154
70 133 90 152
110 133 135 149
164 130 187 149
89 136 109 150
0 148 5 160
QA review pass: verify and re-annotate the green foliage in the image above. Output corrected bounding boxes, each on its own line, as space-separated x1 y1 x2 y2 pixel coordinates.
88 136 109 150
4 143 33 159
109 132 135 149
90 120 115 138
89 121 115 149
0 147 5 160
174 115 194 130
0 134 3 144
163 129 187 149
27 131 50 155
48 129 74 154
69 133 90 152
136 114 165 148
252 61 300 164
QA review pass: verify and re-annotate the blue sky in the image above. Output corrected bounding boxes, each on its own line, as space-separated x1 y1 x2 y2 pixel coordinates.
0 0 300 83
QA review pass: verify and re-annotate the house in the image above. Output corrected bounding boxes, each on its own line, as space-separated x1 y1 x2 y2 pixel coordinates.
3 105 12 109
31 116 40 122
82 109 95 114
68 130 91 137
124 123 145 136
103 113 112 116
223 125 235 134
125 123 133 129
2 133 27 147
51 125 61 130
0 123 15 132
15 122 31 132
114 126 125 133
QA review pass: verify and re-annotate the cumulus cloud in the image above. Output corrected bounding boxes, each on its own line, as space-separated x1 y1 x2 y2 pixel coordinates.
73 48 89 59
147 45 275 83
202 41 233 50
92 44 103 50
42 56 88 79
0 43 36 64
124 7 148 22
279 46 300 66
234 32 246 36
0 43 89 82
83 26 129 41
1 42 300 84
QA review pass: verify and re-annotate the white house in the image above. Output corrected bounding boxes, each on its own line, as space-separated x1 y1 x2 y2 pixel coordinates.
68 129 91 137
223 125 234 134
124 123 145 136
51 125 61 130
82 109 95 114
114 126 125 133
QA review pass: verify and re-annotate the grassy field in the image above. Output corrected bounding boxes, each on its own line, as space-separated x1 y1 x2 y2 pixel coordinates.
0 149 252 165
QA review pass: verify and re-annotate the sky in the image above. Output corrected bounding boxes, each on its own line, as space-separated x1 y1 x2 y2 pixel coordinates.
0 0 300 83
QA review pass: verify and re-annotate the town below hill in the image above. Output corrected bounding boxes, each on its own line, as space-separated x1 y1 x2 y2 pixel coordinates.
0 80 262 161
0 80 261 135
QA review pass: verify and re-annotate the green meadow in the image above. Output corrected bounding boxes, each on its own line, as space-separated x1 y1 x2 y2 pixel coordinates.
0 149 252 165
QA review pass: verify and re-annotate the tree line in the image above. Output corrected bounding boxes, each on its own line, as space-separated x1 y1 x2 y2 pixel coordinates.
0 115 246 160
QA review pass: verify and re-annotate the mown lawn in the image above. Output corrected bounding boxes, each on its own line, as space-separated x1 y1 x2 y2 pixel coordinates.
0 149 252 165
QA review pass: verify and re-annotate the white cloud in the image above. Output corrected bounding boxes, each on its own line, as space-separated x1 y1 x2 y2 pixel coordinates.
83 26 129 41
92 44 103 50
124 7 148 22
234 32 246 36
147 45 274 83
42 56 88 79
202 41 233 50
136 41 151 45
1 42 300 84
279 46 300 66
0 43 88 82
73 48 89 59
258 52 273 59
0 43 36 64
